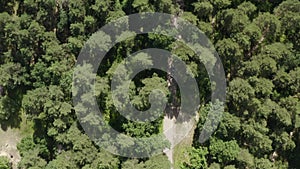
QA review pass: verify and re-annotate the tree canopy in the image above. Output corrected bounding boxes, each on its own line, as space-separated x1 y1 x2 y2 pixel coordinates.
0 0 299 169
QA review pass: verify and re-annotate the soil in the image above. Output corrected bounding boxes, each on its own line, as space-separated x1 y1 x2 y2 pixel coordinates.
163 115 176 169
163 112 199 169
0 127 21 169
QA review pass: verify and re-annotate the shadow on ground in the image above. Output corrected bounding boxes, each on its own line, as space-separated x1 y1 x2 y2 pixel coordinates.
0 95 22 131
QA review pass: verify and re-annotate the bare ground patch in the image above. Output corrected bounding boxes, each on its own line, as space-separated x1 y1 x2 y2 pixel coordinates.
0 112 33 169
0 127 21 169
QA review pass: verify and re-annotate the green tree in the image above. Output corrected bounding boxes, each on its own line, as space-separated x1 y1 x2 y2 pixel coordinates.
0 156 11 169
209 138 240 164
274 0 300 48
46 151 78 169
216 8 250 38
18 149 47 169
236 149 254 168
181 147 208 169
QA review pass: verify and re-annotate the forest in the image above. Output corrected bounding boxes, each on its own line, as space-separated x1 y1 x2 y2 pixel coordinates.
0 0 299 169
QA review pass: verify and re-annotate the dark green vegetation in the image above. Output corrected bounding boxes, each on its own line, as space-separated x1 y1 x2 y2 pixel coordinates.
0 0 299 169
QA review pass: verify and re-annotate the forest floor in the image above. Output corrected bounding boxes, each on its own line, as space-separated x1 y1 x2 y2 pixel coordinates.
0 127 21 169
0 112 33 169
163 115 176 168
163 113 198 169
173 125 196 169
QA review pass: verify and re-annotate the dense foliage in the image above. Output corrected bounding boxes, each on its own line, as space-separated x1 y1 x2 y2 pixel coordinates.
0 156 11 169
0 0 299 169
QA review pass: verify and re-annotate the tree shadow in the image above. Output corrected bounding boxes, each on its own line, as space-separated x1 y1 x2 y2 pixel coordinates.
165 104 179 119
165 99 197 123
0 96 22 131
